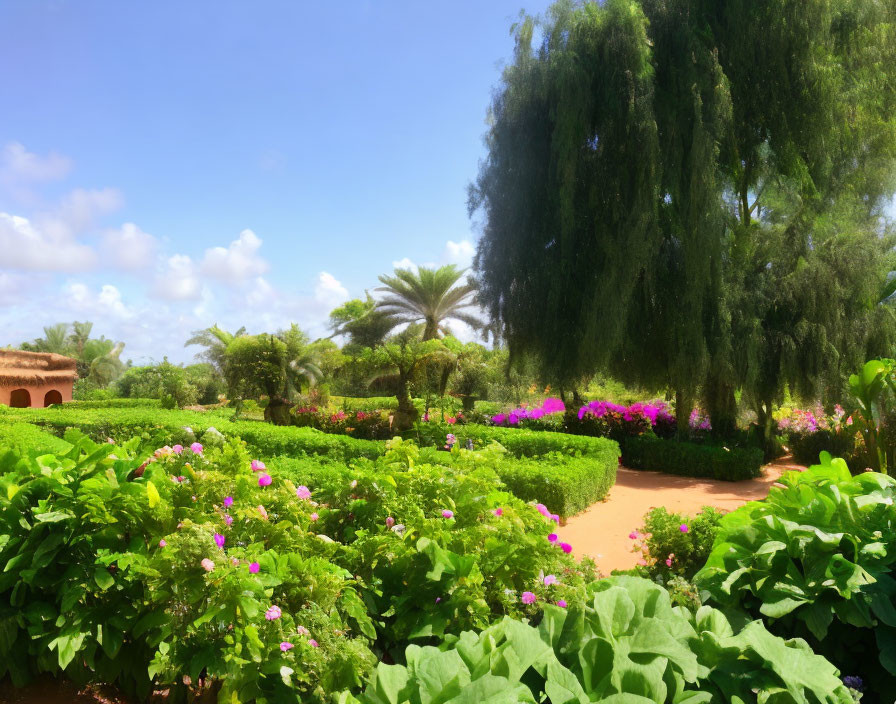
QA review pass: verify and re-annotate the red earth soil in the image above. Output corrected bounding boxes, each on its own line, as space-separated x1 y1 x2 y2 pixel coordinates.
555 457 805 574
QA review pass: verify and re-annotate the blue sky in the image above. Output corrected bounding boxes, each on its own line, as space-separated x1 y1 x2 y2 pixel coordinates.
0 0 552 363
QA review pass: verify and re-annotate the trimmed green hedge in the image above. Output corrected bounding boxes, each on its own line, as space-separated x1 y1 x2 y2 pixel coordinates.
0 406 382 462
621 435 763 481
0 408 619 516
63 398 163 409
0 422 73 455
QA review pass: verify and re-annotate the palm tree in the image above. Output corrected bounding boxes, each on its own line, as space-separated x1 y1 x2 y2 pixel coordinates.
185 325 247 373
376 265 483 341
69 321 94 358
88 342 126 387
37 323 71 355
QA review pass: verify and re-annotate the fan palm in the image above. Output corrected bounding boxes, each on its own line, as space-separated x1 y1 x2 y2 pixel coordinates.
376 265 482 341
185 325 247 372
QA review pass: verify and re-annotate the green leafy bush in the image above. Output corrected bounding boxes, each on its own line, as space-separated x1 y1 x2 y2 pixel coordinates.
622 435 763 480
788 428 857 467
343 577 853 703
0 422 73 455
696 452 896 693
631 506 724 579
0 431 375 701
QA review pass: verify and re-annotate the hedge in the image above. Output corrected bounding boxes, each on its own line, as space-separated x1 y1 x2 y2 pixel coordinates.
0 406 382 462
621 435 763 481
0 407 619 518
0 422 73 455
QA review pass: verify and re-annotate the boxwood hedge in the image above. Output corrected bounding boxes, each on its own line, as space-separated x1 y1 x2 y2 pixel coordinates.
621 435 763 481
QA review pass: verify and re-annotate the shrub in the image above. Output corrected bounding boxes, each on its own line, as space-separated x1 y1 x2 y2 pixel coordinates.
630 506 724 579
343 577 853 703
0 422 73 454
622 435 763 481
789 427 857 466
0 431 375 701
696 452 896 693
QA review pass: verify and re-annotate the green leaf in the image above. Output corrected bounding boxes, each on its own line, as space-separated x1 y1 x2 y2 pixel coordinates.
94 567 115 591
146 480 160 509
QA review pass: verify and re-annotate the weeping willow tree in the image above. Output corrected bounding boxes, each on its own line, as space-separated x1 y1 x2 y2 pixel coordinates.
472 0 896 438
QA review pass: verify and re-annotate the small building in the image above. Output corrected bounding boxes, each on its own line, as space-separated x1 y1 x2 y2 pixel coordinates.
0 349 78 408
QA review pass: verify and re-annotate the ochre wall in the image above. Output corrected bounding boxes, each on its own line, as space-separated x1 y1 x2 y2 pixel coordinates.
0 381 74 407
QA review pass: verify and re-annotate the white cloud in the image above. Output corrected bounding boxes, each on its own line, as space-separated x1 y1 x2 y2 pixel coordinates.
0 141 72 187
442 239 475 267
392 257 417 272
103 222 158 270
0 211 97 271
63 282 133 319
246 276 277 306
37 187 123 240
201 229 269 281
153 254 202 301
314 271 349 306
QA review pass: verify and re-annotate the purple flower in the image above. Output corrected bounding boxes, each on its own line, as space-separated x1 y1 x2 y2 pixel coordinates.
310 512 319 521
214 533 225 548
172 444 183 454
385 516 395 528
258 473 272 487
251 459 266 472
224 514 233 527
543 574 558 586
296 625 309 635
559 542 572 554
629 531 639 539
249 562 260 573
280 641 294 652
158 539 167 547
843 675 864 690
223 496 234 508
548 533 558 543
190 442 203 454
308 639 319 648
296 485 312 499
556 599 567 608
441 509 454 519
521 591 536 605
551 514 560 524
265 605 282 621
679 524 689 533
492 508 503 517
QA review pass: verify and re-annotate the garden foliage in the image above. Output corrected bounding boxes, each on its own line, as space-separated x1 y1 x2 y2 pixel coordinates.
696 452 896 693
622 435 763 481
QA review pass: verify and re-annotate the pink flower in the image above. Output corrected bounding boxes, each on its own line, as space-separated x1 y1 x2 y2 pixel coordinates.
223 496 234 508
551 514 560 524
535 503 550 518
492 508 503 517
629 531 639 539
548 533 558 543
224 514 233 527
559 542 572 554
251 459 266 472
556 600 567 608
385 516 395 528
231 557 239 566
446 416 456 425
350 479 358 489
309 639 319 648
257 505 268 520
665 558 673 567
265 605 282 621
158 539 167 547
296 485 312 500
310 512 319 521
679 524 689 533
296 626 309 636
280 641 294 652
258 473 272 487
201 558 215 572
172 444 183 454
214 533 226 548
543 574 558 586
441 509 454 519
521 591 536 605
249 562 260 574
190 442 203 454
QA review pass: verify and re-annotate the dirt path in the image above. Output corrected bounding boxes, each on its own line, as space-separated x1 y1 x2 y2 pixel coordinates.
556 457 805 574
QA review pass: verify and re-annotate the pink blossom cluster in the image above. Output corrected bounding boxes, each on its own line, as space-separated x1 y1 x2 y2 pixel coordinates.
777 405 851 434
578 400 675 426
492 397 565 426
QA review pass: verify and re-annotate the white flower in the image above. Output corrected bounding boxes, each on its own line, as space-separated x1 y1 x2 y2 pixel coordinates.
391 523 406 536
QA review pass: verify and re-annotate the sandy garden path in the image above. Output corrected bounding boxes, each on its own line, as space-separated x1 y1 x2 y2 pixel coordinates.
556 457 805 574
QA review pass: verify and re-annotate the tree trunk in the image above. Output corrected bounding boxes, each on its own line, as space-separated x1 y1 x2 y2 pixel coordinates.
393 372 419 431
675 388 692 439
265 397 293 426
706 375 737 439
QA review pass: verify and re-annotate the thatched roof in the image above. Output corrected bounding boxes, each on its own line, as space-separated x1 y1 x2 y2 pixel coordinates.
0 349 78 386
